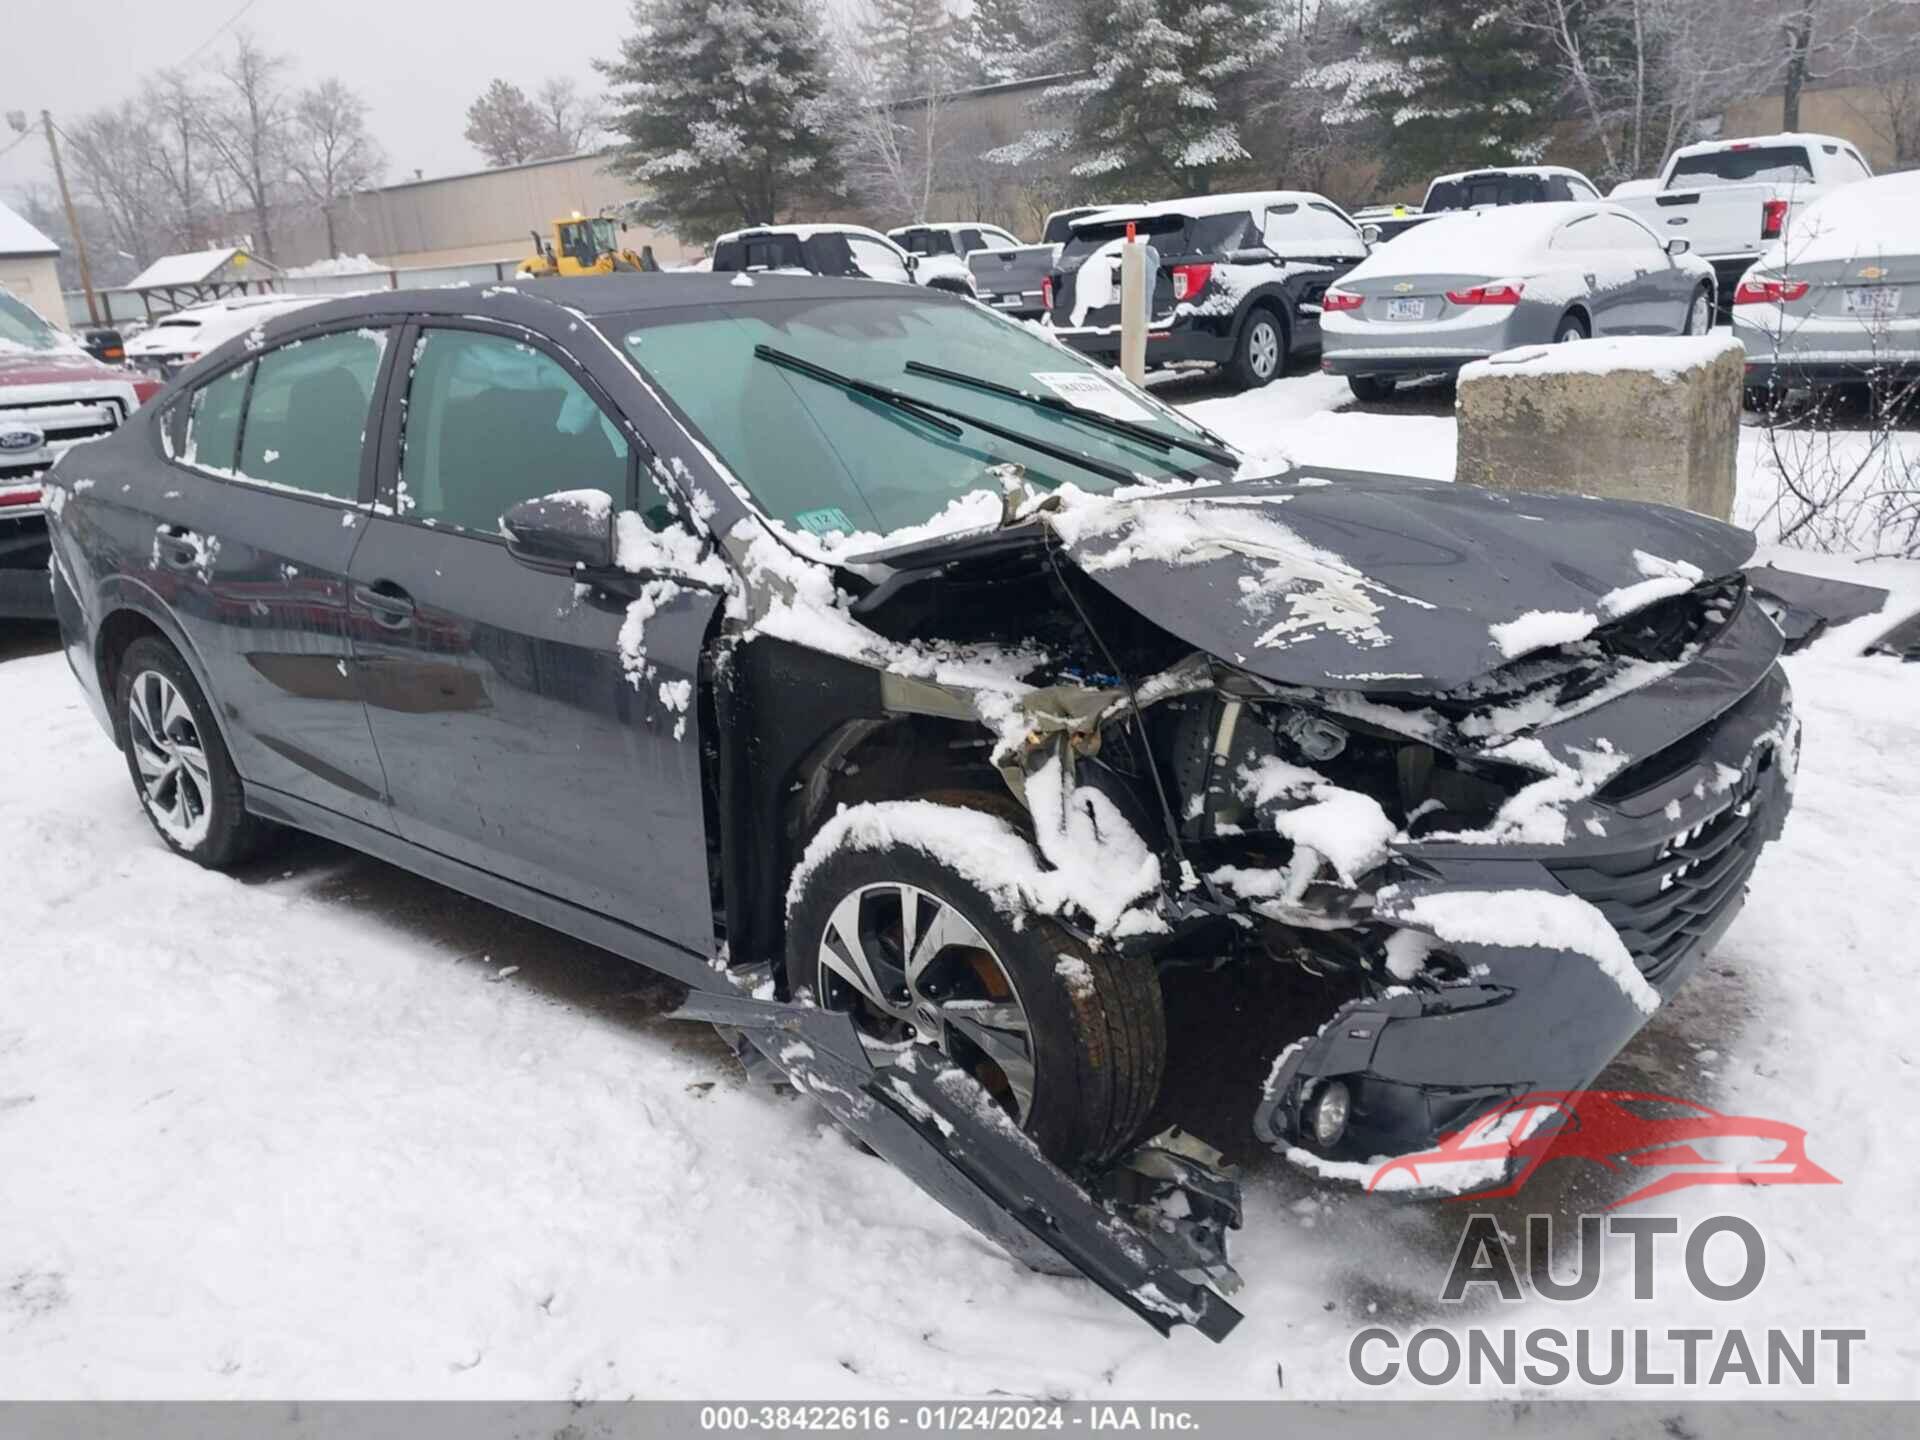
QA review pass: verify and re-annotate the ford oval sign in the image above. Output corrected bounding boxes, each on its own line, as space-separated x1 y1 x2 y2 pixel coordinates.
0 425 45 454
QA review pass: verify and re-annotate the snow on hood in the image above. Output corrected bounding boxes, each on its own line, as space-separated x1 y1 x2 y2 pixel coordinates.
1040 472 1752 692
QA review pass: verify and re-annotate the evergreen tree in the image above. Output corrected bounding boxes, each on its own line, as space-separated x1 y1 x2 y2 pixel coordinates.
868 0 961 100
601 0 842 237
1309 0 1560 184
961 0 1071 86
1008 0 1283 199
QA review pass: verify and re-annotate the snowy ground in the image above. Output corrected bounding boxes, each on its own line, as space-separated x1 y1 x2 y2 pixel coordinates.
4 364 1918 1400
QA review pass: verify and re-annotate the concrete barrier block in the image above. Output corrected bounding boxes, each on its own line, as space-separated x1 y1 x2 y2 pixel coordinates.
1455 335 1744 521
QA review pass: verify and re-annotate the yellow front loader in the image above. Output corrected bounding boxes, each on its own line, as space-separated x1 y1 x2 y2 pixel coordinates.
517 212 661 278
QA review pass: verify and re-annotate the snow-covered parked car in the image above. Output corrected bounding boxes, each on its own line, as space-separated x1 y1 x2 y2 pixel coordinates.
709 223 921 287
1 284 162 619
1361 166 1605 245
1320 201 1717 402
1046 191 1370 389
123 293 323 379
43 275 1799 1339
886 221 1023 296
1730 168 1920 406
1615 132 1874 314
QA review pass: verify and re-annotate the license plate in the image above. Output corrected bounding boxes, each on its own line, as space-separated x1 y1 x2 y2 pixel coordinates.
996 294 1024 307
1386 297 1426 321
1844 286 1900 315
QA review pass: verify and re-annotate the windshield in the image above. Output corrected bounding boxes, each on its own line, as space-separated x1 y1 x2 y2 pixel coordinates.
1669 145 1814 189
613 293 1229 539
0 289 73 353
1424 174 1546 211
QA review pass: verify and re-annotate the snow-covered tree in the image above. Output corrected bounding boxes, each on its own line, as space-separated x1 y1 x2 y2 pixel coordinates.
999 0 1284 198
601 0 842 237
1308 0 1560 184
464 79 551 167
960 0 1074 84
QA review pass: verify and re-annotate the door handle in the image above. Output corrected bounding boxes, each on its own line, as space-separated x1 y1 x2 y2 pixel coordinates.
353 579 416 628
153 524 197 572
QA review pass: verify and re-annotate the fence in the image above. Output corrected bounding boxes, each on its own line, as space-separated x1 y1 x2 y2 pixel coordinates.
64 256 526 329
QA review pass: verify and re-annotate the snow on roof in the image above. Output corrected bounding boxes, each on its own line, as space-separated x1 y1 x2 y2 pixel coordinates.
1342 202 1603 281
125 247 278 290
1072 191 1345 229
712 223 898 248
1426 165 1590 187
1670 132 1852 158
1756 168 1920 271
0 200 58 258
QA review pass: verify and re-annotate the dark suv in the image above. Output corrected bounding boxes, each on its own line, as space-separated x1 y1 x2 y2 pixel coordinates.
1045 191 1370 388
42 275 1796 1339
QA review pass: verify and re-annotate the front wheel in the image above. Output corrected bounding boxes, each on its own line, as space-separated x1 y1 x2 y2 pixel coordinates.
1683 285 1713 336
785 803 1165 1168
1229 308 1287 389
115 636 269 869
1555 312 1591 344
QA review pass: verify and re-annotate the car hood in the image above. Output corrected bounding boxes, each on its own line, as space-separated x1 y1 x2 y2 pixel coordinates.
0 349 120 386
1041 471 1754 693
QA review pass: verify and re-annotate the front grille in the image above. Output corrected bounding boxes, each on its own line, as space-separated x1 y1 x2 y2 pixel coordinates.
1549 754 1777 984
0 396 125 482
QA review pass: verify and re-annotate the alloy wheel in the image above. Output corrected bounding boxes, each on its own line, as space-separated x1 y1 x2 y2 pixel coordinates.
1248 319 1280 378
1686 292 1712 335
126 669 214 847
815 882 1037 1123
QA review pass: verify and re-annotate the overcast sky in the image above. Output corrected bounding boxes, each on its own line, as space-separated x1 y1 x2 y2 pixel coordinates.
1 0 643 204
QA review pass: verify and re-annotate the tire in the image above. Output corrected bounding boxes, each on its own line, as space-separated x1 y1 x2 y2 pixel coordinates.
1346 373 1397 404
114 636 269 869
786 806 1165 1169
1229 306 1287 389
1683 285 1714 336
1554 311 1591 344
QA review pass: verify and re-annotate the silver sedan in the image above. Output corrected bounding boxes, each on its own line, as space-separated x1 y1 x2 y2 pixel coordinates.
1731 169 1920 406
1321 202 1717 402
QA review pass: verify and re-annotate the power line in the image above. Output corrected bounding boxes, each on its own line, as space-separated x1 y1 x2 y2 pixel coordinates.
179 0 269 66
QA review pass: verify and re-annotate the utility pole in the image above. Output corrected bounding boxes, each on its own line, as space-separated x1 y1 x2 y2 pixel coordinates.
43 110 99 325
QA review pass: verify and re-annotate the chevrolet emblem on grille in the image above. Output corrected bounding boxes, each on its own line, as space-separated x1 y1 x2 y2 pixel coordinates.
0 425 45 453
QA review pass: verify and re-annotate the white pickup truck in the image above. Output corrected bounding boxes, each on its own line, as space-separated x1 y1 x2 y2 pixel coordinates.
1617 133 1873 315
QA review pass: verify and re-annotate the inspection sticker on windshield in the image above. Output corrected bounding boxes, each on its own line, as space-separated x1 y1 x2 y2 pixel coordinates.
1031 371 1154 422
794 506 856 537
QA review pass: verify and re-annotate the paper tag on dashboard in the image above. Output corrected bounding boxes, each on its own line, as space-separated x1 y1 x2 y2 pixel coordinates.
1030 371 1154 422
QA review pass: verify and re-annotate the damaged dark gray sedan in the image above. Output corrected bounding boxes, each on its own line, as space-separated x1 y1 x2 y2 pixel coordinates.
42 275 1797 1341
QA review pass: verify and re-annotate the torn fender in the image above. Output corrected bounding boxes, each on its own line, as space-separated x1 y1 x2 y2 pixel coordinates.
674 990 1244 1342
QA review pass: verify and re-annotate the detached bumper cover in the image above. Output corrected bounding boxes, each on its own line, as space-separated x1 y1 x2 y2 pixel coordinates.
1257 660 1797 1165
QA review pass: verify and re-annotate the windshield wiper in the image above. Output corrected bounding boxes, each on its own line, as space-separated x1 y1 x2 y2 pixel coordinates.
754 344 1137 485
904 359 1240 469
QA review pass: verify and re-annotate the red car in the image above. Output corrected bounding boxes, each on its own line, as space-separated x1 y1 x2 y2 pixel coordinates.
1367 1090 1839 1207
2 285 162 619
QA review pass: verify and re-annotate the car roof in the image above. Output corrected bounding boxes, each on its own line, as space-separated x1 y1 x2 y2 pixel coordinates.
1426 165 1592 186
711 222 896 246
1670 132 1847 157
233 273 945 342
887 221 1005 234
1071 190 1345 229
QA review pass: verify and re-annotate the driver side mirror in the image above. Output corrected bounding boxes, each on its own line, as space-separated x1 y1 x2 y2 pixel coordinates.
502 492 615 574
903 252 919 274
1666 237 1692 256
1360 223 1382 246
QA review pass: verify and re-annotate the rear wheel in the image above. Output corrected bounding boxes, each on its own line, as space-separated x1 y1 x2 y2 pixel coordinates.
1683 285 1714 336
1346 373 1398 404
1555 311 1591 344
114 636 269 869
1229 307 1287 389
786 803 1164 1168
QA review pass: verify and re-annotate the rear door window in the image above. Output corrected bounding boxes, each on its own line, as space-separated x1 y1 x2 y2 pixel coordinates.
1669 145 1815 188
184 363 251 473
397 329 629 536
848 237 913 284
1264 202 1368 258
236 329 385 500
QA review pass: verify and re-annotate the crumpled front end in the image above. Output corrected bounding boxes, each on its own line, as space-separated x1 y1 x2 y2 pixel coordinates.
997 568 1799 1173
